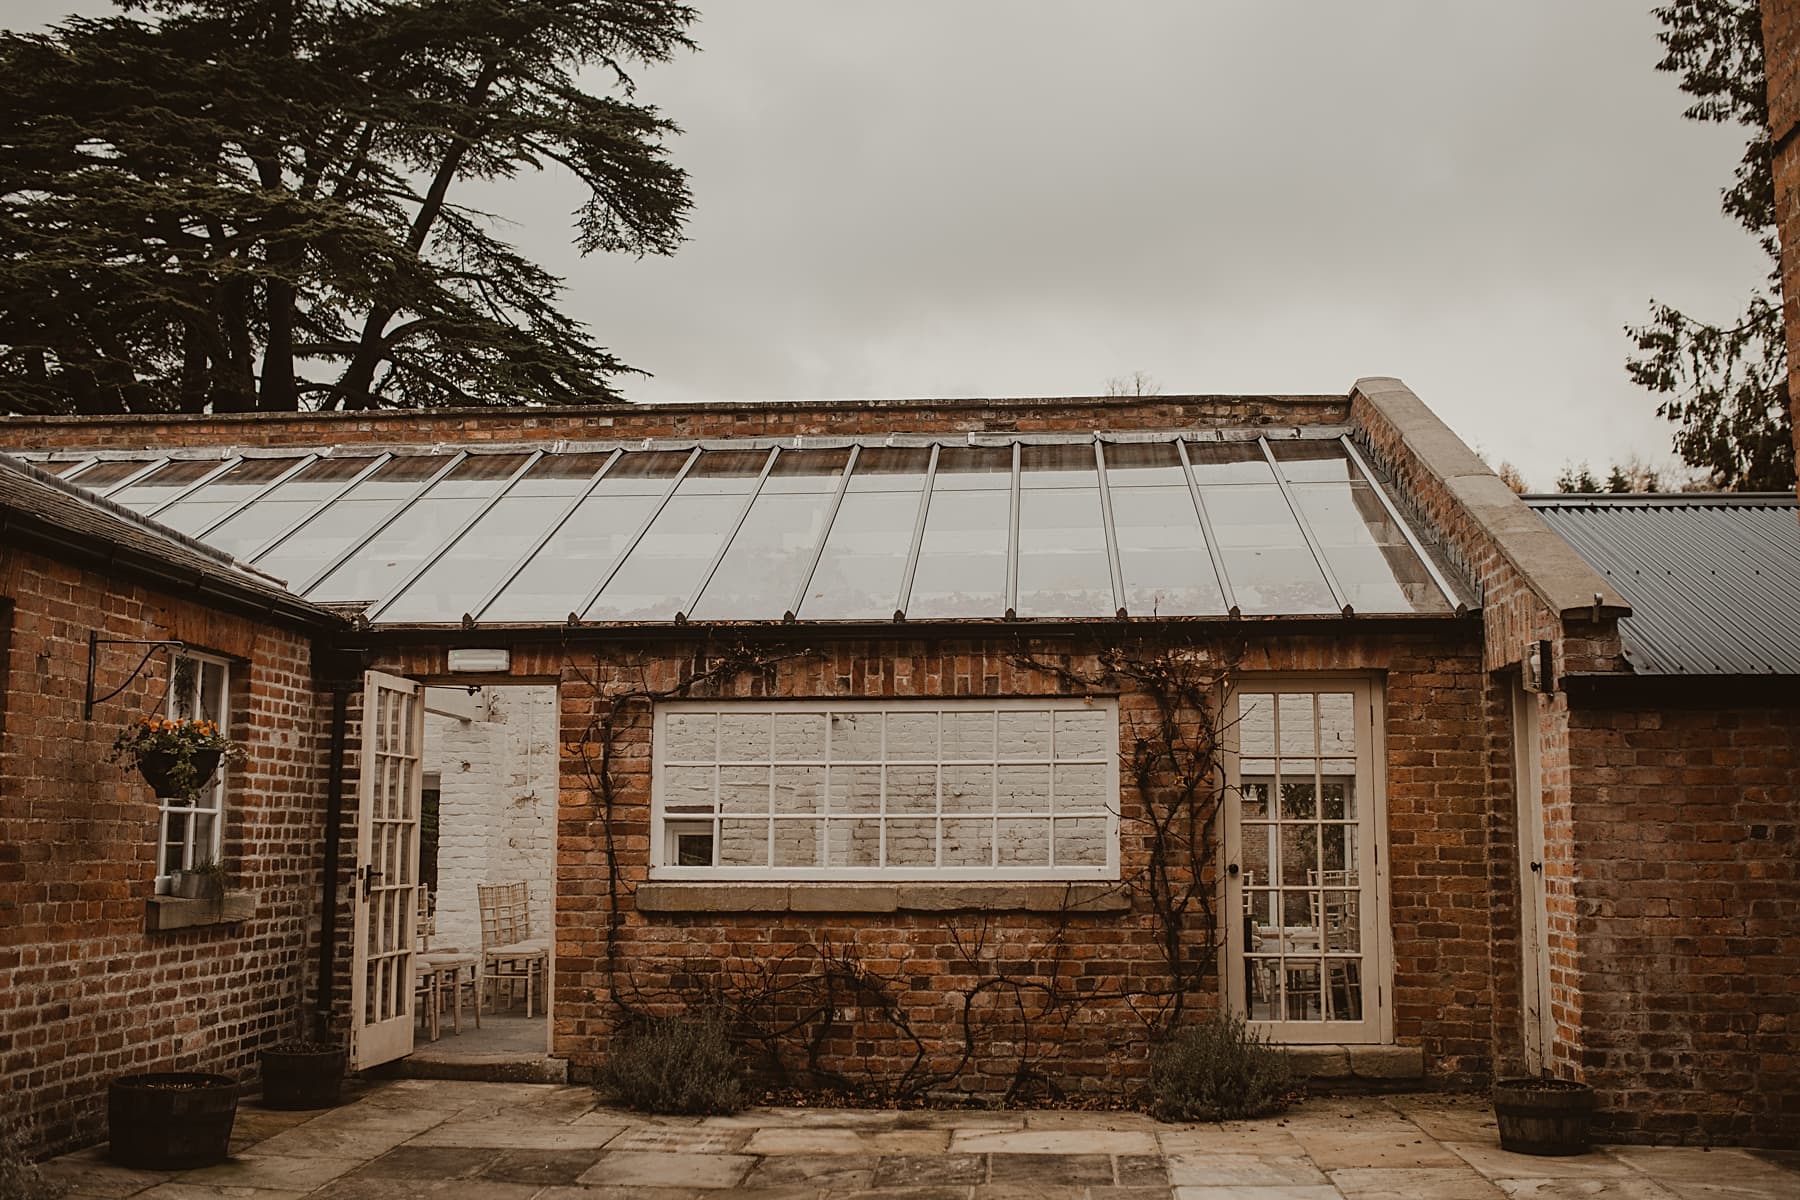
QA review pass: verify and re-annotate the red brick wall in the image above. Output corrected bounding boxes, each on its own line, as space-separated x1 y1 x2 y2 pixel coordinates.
3 394 1349 453
1563 701 1800 1147
0 544 330 1158
379 622 1501 1094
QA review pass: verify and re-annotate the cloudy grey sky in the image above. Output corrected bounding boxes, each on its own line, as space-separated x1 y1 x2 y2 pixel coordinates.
6 1 1769 488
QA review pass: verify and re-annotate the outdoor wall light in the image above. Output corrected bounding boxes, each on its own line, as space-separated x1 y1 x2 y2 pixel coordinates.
446 648 510 673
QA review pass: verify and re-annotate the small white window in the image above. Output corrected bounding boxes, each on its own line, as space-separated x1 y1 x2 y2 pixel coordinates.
652 699 1119 880
158 652 230 886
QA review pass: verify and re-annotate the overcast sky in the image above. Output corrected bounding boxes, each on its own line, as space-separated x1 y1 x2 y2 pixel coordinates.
7 1 1769 489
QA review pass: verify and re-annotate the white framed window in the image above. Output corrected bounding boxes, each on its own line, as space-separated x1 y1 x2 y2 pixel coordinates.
651 698 1120 880
1223 678 1390 1044
158 651 230 885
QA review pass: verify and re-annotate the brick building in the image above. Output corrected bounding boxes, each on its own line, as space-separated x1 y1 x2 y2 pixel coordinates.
2 377 1795 1153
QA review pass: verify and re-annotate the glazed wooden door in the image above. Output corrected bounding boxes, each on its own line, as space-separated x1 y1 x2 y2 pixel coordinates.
349 671 424 1069
1512 681 1554 1072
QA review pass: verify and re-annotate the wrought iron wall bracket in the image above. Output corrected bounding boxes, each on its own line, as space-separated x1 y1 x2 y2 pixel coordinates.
84 632 187 720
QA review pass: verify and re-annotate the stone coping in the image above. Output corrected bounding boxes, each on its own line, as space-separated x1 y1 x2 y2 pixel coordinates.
1286 1042 1425 1081
145 892 254 932
635 881 1132 915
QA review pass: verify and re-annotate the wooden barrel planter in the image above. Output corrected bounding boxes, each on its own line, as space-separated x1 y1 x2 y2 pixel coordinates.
260 1043 348 1110
108 1072 238 1169
1493 1077 1596 1156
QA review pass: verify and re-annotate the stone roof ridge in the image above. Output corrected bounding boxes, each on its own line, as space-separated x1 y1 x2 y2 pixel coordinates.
0 452 292 588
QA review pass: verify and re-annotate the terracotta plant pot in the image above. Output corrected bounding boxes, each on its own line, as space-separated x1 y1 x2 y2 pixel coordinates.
260 1043 347 1110
108 1072 238 1168
1493 1077 1596 1156
137 748 223 799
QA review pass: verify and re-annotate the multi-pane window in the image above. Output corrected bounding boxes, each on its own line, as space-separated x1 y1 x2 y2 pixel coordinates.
652 700 1119 879
159 652 230 884
1227 681 1383 1042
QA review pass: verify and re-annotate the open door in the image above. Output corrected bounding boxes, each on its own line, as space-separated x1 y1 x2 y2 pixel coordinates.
1512 681 1554 1072
350 670 424 1070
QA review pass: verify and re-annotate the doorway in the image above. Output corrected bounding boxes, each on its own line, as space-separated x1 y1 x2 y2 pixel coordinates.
411 681 558 1070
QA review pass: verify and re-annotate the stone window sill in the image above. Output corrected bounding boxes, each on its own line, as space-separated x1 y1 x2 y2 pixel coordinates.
1284 1044 1423 1081
635 882 1131 915
145 893 254 933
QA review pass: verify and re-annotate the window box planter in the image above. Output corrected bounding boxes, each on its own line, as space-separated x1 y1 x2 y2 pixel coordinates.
1492 1077 1596 1156
107 1072 238 1168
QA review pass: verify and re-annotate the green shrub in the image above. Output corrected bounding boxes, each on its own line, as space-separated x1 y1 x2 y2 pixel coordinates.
0 1117 66 1200
1148 1012 1298 1122
597 1008 745 1116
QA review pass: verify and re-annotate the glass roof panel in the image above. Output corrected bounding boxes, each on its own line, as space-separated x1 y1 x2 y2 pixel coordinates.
1269 439 1357 482
376 494 575 622
1184 440 1276 486
481 491 662 621
1201 484 1335 614
678 449 773 494
154 457 304 534
1101 440 1188 487
908 485 1011 619
1291 480 1450 613
110 459 220 510
1109 484 1226 616
798 448 930 620
204 456 382 558
249 454 453 587
48 459 96 477
507 451 616 497
1015 447 1111 617
761 447 850 494
930 445 1012 491
66 459 149 488
585 492 744 620
690 489 839 620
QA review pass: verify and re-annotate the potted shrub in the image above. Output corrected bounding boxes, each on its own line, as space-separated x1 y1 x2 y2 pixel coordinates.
170 858 229 901
108 1072 238 1168
110 715 239 800
259 957 348 1110
1492 1076 1597 1155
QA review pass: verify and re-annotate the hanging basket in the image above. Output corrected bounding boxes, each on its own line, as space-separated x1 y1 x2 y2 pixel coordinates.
137 749 223 799
108 1072 238 1169
1493 1077 1596 1156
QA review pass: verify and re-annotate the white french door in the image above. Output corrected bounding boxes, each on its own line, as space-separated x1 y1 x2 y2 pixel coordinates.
1512 681 1554 1072
1224 680 1387 1044
349 671 424 1069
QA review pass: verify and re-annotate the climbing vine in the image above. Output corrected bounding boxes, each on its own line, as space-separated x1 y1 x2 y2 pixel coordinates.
562 633 1241 1104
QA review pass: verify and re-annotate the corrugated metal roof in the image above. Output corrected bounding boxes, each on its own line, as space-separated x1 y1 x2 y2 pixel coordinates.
1526 493 1800 675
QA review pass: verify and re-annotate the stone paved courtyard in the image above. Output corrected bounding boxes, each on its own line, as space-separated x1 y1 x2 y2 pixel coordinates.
40 1080 1800 1200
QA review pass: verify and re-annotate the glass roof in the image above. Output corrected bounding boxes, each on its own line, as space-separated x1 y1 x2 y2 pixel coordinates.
24 433 1463 626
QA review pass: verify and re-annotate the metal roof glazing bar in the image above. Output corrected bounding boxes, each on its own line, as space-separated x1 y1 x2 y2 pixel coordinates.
1174 439 1239 617
893 444 940 621
144 457 242 518
469 449 623 624
1004 441 1022 620
191 454 319 539
94 458 169 498
680 447 781 621
786 444 861 621
1258 437 1352 616
293 451 468 595
364 450 544 623
576 446 702 621
244 452 392 566
56 457 98 482
1092 441 1128 619
1339 436 1466 613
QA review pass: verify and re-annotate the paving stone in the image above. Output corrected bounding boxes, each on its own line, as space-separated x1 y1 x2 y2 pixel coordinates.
604 1126 753 1153
1173 1188 1343 1200
1116 1154 1171 1186
1089 1188 1182 1200
1020 1111 1162 1131
132 1186 311 1200
176 1154 363 1192
404 1120 622 1150
532 1188 708 1200
951 1128 1159 1156
970 1185 1088 1199
740 1152 879 1190
1446 1144 1636 1182
351 1145 502 1178
246 1122 417 1160
832 1188 973 1200
475 1148 606 1186
306 1178 541 1200
1493 1181 1680 1200
1159 1125 1309 1157
1603 1147 1798 1189
577 1150 756 1189
871 1153 988 1187
1331 1166 1508 1198
1167 1152 1330 1187
986 1152 1114 1185
1292 1128 1466 1170
35 1152 173 1198
1651 1181 1800 1200
743 1126 951 1155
